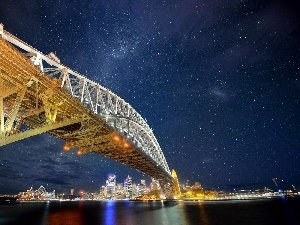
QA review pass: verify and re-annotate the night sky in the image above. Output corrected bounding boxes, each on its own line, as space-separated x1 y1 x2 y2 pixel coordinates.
0 0 299 194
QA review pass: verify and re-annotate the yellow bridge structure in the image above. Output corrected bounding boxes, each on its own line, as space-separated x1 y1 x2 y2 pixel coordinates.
0 24 180 198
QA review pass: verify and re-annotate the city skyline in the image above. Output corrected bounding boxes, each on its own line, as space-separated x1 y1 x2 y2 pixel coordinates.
0 0 299 194
0 170 289 196
7 172 298 202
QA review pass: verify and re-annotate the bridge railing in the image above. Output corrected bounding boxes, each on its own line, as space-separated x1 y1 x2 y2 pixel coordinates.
0 24 171 176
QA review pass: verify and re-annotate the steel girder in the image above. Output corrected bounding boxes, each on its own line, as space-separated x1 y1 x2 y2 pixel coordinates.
0 24 172 182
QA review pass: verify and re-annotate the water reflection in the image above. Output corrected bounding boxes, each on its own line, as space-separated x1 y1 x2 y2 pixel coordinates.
47 201 83 225
104 201 115 225
198 201 210 225
41 201 50 225
1 198 299 225
181 201 211 225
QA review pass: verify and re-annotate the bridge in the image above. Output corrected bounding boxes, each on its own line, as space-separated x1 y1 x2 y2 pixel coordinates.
0 24 180 198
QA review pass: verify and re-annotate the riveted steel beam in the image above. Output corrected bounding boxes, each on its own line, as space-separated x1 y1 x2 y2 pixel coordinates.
0 117 84 147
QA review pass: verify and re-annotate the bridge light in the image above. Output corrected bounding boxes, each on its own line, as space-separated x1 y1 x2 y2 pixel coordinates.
113 135 120 141
77 149 83 155
63 144 70 151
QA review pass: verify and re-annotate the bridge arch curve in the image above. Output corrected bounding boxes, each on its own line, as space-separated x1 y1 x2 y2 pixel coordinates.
0 24 175 195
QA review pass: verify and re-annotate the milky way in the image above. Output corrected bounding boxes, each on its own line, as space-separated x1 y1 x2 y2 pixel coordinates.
0 0 299 194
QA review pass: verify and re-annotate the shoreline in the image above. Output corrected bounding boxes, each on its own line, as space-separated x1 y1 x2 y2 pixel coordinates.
1 195 298 204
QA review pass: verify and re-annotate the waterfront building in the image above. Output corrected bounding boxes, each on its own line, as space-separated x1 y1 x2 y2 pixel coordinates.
18 186 55 201
192 182 202 190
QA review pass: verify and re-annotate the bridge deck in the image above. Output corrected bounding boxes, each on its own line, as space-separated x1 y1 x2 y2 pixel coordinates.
0 37 171 182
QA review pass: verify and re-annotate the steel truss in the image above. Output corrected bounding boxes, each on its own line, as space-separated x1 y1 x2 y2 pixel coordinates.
0 24 175 190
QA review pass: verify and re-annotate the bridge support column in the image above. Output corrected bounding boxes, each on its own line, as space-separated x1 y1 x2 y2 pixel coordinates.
159 169 181 200
159 179 175 200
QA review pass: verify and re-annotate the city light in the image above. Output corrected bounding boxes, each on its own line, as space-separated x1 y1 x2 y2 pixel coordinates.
10 173 300 202
124 142 130 148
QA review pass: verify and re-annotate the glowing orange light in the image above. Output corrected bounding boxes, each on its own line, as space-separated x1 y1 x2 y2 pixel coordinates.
124 142 130 148
113 135 120 141
77 149 83 155
63 144 70 151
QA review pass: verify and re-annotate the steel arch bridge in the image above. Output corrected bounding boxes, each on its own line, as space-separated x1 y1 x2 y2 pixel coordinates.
0 24 179 198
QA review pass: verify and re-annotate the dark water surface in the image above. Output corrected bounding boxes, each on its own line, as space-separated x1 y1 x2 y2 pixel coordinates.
0 198 299 225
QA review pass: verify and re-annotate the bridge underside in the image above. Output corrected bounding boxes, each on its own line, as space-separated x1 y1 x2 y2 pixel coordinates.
0 38 173 189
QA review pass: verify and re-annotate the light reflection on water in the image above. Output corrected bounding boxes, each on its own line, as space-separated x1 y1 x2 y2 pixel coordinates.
0 198 299 225
198 201 210 225
47 201 84 225
104 201 115 225
41 201 50 225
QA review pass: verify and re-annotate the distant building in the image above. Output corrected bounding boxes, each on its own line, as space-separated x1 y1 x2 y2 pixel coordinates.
18 186 55 201
115 183 124 199
150 178 160 191
185 180 190 190
106 175 116 199
132 183 138 198
100 186 106 199
192 182 202 190
137 180 147 196
124 175 133 199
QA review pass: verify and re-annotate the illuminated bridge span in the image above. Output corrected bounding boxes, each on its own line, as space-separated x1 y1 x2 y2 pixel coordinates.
0 24 180 198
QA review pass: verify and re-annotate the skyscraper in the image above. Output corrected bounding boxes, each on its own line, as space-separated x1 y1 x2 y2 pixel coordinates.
150 178 160 191
106 175 116 199
138 180 147 196
124 175 133 199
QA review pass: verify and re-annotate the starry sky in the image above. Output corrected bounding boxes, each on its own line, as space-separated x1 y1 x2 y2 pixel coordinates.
0 0 299 194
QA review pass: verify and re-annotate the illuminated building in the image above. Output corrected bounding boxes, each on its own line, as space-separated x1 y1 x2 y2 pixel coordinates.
137 180 149 196
100 186 106 199
115 183 124 199
124 175 133 199
150 178 160 191
132 183 138 198
185 180 190 190
106 175 116 199
117 183 123 190
18 186 56 201
192 182 202 190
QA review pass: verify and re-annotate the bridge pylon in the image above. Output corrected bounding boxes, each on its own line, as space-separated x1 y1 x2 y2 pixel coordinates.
157 169 181 199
